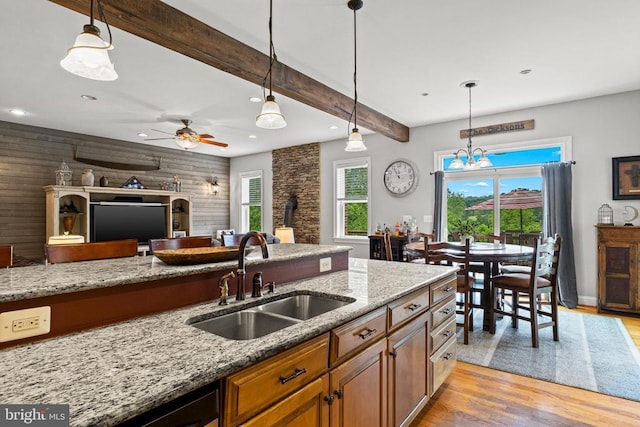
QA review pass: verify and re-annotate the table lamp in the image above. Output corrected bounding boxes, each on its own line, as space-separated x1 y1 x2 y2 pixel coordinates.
275 226 295 243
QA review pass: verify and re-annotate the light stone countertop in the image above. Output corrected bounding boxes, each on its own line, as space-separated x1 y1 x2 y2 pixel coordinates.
0 248 456 426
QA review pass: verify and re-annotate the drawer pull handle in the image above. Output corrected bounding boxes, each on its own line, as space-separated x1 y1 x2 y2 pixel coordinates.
358 328 377 340
406 303 423 311
442 330 453 337
443 286 455 293
279 367 307 384
441 308 453 315
442 352 454 360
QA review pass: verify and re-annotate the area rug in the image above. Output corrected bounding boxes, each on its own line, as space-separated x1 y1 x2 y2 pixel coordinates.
456 310 640 401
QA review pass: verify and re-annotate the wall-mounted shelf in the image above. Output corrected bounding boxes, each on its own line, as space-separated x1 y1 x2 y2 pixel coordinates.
44 186 192 243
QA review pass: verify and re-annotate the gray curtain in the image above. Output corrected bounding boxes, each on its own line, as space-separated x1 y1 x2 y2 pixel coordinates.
433 171 444 241
541 162 578 308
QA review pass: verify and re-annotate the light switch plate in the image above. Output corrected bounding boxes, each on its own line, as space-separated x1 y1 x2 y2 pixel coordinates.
0 306 51 342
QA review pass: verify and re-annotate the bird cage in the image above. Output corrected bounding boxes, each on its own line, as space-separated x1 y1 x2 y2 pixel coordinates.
597 203 613 225
55 160 73 186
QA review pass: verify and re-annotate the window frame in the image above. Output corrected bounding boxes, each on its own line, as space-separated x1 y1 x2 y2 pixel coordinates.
333 157 371 242
239 170 263 233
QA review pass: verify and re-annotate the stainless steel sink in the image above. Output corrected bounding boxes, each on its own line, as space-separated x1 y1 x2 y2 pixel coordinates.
190 310 301 340
188 292 355 340
255 294 353 320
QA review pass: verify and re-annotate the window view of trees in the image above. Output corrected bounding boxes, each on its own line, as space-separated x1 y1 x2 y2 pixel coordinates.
335 159 369 238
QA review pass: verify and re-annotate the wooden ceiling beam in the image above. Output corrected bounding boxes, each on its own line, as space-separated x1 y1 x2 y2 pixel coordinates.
49 0 410 142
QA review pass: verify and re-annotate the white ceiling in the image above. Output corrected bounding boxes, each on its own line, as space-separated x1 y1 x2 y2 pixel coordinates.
2 1 640 158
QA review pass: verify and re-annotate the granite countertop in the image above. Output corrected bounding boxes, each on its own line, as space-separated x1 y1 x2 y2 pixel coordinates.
0 250 456 426
0 244 351 303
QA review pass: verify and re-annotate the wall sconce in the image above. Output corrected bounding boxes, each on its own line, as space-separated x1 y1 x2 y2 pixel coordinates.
210 176 219 196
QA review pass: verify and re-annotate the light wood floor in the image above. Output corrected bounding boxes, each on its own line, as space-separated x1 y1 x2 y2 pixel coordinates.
411 306 640 426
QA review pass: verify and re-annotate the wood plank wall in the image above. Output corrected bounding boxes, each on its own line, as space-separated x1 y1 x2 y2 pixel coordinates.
0 120 229 262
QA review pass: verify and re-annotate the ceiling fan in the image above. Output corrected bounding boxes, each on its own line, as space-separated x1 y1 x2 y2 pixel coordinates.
145 119 228 149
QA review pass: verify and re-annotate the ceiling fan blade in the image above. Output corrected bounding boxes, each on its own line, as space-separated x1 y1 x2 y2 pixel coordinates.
144 137 173 141
197 133 214 139
200 139 229 148
151 128 176 136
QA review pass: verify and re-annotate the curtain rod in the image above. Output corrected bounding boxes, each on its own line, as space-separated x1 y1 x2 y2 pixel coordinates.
429 160 576 175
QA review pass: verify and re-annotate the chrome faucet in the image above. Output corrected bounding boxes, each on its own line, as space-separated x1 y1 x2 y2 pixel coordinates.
236 232 269 301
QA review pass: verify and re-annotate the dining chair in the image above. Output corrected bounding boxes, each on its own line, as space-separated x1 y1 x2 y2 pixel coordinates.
0 245 13 268
409 232 435 263
426 238 475 344
45 239 139 264
489 234 562 348
383 232 393 261
149 236 212 252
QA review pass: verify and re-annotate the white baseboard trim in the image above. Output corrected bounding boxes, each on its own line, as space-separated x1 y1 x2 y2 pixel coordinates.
578 296 596 307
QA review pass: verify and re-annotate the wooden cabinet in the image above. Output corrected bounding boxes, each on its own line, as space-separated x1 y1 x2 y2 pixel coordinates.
387 311 430 427
597 225 640 314
369 235 416 262
44 185 192 244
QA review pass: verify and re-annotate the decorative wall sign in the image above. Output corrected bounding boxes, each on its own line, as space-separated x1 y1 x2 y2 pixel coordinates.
460 119 534 138
613 156 640 200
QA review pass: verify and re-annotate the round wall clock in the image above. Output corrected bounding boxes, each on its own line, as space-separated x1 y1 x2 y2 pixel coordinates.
383 159 418 196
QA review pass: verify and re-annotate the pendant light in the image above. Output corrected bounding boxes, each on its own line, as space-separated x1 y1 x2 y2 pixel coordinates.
449 81 492 170
60 0 118 81
256 0 287 129
345 0 367 152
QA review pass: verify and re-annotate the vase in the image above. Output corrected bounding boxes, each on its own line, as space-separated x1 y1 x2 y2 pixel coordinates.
460 235 474 244
99 176 109 187
81 169 95 186
62 214 76 235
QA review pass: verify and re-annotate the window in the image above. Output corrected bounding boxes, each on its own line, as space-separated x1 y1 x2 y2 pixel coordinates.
240 171 262 233
435 137 571 240
334 158 370 239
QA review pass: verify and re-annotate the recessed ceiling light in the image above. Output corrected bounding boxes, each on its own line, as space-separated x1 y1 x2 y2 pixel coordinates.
249 97 262 103
9 109 26 116
328 125 339 130
80 94 97 101
249 134 257 139
137 132 148 137
520 69 532 75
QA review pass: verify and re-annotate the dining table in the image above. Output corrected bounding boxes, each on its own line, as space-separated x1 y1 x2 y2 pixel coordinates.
405 240 534 331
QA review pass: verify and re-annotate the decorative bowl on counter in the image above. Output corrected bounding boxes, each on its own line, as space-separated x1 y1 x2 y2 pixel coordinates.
153 246 244 265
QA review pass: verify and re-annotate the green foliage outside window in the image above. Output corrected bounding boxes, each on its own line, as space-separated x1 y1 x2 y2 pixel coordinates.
249 206 261 231
345 203 368 236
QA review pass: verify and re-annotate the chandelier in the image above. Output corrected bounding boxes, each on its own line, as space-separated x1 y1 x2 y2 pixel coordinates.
345 0 366 152
449 81 492 170
256 0 287 129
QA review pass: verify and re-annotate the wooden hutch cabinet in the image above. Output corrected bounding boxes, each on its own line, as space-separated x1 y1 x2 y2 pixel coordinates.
369 234 416 262
596 225 640 314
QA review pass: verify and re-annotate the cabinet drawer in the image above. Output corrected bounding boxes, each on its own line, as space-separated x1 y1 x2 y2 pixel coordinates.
431 316 456 354
224 333 329 427
431 295 456 329
330 307 386 366
387 287 430 330
430 276 457 306
430 336 456 395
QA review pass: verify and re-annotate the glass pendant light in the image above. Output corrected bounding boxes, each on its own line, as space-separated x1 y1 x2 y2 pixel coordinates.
256 0 286 129
345 0 367 152
60 0 117 81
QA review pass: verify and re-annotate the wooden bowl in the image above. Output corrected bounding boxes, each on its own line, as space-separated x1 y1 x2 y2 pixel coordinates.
153 246 241 265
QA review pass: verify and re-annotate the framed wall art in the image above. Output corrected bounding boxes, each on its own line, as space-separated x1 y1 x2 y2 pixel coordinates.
613 156 640 200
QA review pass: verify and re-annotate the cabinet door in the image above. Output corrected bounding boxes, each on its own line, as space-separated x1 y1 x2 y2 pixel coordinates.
329 338 387 427
598 241 637 311
241 375 329 427
387 311 430 427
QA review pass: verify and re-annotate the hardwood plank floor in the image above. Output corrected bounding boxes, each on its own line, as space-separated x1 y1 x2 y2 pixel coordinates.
411 306 640 426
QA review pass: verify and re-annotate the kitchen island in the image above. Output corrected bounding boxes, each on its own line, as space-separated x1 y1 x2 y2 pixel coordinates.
0 245 457 426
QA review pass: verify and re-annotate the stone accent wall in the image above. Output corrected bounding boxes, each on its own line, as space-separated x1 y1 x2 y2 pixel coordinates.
272 143 320 244
0 121 230 261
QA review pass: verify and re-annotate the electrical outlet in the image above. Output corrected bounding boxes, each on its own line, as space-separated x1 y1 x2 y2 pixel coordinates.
319 257 331 272
0 306 51 342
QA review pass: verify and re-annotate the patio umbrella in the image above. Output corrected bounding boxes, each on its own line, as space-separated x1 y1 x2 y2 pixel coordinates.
465 188 542 231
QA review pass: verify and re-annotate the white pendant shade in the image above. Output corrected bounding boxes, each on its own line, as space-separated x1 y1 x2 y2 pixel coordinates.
256 95 287 129
345 128 366 152
60 28 117 81
174 134 199 150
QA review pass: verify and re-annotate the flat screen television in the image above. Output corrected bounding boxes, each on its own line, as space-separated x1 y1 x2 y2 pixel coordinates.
90 203 167 245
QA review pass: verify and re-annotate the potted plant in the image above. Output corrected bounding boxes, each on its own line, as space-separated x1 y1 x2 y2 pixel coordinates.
450 217 478 243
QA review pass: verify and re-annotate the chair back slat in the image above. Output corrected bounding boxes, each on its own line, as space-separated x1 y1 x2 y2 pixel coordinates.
45 239 138 264
426 239 471 274
473 232 506 244
149 236 211 252
0 245 13 268
383 232 393 261
531 234 562 287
